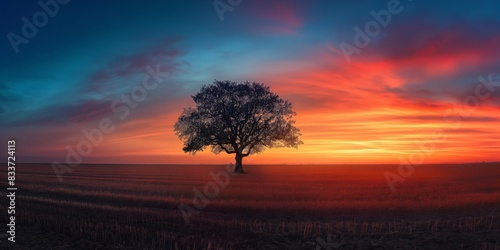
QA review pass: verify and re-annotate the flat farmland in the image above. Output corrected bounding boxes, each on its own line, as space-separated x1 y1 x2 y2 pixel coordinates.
0 163 499 249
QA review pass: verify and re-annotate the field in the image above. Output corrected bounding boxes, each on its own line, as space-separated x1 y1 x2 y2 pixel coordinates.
1 163 499 249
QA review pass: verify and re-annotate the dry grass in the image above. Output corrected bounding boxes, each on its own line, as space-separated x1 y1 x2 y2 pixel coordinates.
0 163 499 249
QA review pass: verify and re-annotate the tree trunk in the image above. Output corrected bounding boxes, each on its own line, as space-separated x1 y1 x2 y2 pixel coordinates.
234 153 244 174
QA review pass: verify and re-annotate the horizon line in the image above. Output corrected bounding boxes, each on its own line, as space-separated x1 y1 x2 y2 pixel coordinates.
5 162 500 166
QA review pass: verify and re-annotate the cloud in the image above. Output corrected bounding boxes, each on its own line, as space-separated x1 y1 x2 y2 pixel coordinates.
361 19 500 79
242 0 303 35
323 16 500 112
67 99 115 123
1 37 188 127
85 37 186 93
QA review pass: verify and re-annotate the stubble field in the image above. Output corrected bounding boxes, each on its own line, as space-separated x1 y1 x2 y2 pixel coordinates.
0 163 499 249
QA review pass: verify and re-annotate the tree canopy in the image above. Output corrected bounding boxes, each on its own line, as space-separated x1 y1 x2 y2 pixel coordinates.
174 80 302 173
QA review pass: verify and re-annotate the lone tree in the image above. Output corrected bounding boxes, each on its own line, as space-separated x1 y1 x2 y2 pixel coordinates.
174 80 302 173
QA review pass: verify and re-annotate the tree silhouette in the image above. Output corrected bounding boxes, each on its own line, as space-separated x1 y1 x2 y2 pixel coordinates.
174 80 302 173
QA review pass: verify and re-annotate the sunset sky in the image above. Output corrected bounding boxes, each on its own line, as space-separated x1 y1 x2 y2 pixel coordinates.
1 0 500 165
